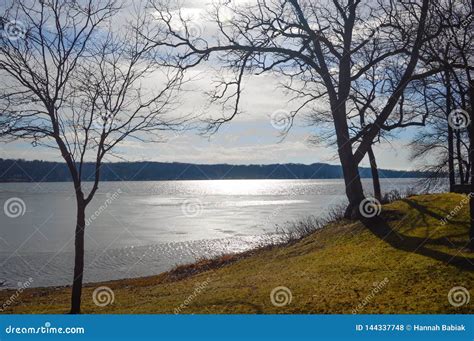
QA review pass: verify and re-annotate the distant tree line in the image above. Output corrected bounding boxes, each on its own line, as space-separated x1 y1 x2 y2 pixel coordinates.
0 159 428 182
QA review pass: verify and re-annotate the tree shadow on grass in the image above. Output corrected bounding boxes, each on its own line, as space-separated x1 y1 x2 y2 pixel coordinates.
385 199 470 249
361 204 474 271
401 199 469 228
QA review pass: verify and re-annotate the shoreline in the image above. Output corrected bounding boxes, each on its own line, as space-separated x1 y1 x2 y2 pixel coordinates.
0 233 289 291
0 242 275 293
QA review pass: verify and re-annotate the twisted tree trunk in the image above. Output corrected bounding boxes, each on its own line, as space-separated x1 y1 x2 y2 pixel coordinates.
334 108 365 218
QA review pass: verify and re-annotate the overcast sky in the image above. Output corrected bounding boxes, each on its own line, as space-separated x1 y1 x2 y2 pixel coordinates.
0 0 425 171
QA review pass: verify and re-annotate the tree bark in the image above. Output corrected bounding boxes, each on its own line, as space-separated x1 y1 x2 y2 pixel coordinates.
339 149 364 217
456 131 465 184
465 162 470 185
469 78 474 250
367 146 382 201
446 71 455 191
333 108 365 218
447 125 455 191
447 128 456 191
70 195 86 314
340 148 365 219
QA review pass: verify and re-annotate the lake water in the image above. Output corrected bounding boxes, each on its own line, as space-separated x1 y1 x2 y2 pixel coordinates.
0 178 422 289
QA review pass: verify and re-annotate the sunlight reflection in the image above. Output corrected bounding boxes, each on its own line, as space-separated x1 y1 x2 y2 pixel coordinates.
200 179 285 195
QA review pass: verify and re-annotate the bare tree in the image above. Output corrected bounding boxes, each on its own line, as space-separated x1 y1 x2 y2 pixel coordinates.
0 0 184 313
348 68 430 201
146 0 442 217
409 69 471 187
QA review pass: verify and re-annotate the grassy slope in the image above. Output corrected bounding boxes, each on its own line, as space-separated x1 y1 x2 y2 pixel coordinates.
1 193 473 314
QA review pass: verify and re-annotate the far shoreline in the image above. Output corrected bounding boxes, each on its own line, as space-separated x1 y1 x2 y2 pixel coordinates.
0 177 427 184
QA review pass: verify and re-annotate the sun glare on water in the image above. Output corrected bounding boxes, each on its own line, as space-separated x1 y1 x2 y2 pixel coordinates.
203 179 274 195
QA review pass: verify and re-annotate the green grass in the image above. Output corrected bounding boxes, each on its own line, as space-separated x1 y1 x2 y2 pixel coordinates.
1 193 473 314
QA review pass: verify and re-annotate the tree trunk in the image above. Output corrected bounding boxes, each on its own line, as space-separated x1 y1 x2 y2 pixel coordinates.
446 71 455 191
337 136 365 219
469 135 474 250
465 162 470 185
469 79 474 250
456 131 465 184
329 99 366 218
332 106 365 219
447 127 456 191
70 196 86 314
367 146 382 201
